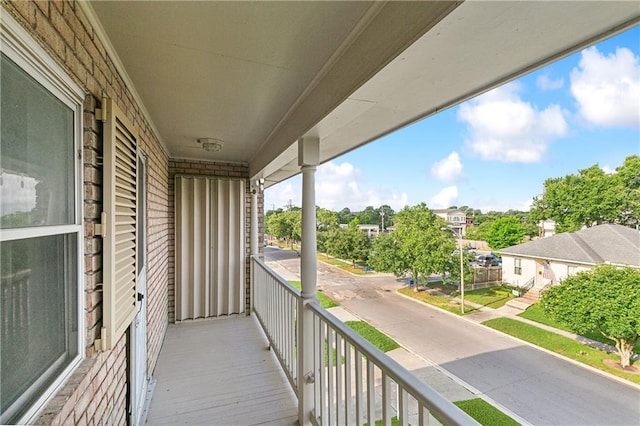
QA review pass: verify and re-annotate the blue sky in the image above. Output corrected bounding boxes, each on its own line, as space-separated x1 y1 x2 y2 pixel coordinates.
266 27 640 213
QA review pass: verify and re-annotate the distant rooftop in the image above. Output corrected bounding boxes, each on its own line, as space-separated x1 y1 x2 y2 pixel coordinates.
499 224 640 267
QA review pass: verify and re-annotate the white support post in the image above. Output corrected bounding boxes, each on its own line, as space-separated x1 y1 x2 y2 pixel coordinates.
298 137 319 425
250 180 259 314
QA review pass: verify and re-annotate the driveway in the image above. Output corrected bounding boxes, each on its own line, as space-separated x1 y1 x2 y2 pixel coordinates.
265 247 640 425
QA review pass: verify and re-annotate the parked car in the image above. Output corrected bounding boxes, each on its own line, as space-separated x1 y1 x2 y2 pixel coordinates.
475 253 501 267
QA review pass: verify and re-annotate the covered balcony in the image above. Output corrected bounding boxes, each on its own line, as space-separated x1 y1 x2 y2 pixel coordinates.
85 2 637 425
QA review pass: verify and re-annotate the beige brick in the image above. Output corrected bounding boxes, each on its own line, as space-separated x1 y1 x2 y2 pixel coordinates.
5 0 37 29
35 7 65 60
50 5 73 47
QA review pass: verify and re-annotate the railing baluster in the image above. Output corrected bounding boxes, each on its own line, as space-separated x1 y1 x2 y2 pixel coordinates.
355 348 362 425
344 342 352 425
399 388 408 426
382 371 391 426
336 333 343 425
367 359 375 426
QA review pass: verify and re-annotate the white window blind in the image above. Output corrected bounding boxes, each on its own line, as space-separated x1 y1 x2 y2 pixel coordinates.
102 98 138 350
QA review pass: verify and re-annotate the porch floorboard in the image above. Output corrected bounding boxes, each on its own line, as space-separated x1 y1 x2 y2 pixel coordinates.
146 315 297 425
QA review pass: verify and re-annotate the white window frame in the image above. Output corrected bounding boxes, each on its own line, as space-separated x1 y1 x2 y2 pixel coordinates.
1 11 85 424
514 258 522 276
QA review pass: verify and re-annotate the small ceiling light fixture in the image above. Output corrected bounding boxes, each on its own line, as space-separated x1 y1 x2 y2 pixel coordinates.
198 138 224 152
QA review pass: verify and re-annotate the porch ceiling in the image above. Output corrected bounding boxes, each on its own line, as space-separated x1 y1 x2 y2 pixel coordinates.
87 1 639 187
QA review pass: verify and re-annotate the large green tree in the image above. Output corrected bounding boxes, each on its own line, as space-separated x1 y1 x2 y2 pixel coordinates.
543 265 640 368
324 220 370 265
485 216 526 249
531 155 640 231
369 203 455 291
265 209 301 245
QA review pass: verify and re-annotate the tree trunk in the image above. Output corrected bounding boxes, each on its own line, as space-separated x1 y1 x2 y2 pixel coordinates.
617 339 633 368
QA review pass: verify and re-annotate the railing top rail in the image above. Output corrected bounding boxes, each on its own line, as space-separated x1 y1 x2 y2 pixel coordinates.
252 255 301 298
307 302 480 426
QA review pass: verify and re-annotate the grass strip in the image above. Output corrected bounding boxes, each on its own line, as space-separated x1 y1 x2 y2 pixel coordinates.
464 286 516 309
483 317 640 385
345 321 400 353
398 286 476 316
454 398 520 426
319 255 370 275
518 304 640 353
288 280 339 308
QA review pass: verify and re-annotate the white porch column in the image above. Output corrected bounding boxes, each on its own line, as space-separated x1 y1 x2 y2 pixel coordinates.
250 180 259 314
298 137 318 425
250 180 259 256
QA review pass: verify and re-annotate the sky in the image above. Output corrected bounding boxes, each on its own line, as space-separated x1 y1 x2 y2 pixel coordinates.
265 27 640 214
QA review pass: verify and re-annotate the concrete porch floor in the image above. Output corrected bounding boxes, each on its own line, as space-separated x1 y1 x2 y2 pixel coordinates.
146 315 297 425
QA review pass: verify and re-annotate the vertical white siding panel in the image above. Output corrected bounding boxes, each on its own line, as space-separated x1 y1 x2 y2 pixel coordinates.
175 177 245 320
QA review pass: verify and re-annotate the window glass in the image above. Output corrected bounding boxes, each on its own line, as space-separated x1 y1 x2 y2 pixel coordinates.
0 54 74 228
0 234 78 421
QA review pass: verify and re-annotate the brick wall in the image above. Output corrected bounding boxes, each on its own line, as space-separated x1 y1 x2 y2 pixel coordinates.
2 1 169 424
168 160 263 322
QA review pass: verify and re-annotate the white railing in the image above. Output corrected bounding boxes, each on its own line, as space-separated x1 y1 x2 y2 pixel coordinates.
252 256 479 426
252 256 299 393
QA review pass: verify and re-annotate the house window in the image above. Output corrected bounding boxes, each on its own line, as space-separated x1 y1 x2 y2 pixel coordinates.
567 265 577 277
514 258 522 275
1 35 82 424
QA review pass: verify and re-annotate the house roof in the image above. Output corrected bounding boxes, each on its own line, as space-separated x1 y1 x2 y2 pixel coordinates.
499 224 640 267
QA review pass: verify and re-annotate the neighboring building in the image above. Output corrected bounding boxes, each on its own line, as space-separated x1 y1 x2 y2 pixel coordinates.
339 224 381 238
500 224 640 291
537 219 557 238
433 209 467 237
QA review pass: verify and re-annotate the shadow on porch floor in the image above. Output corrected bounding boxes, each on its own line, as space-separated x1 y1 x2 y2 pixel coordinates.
146 315 297 425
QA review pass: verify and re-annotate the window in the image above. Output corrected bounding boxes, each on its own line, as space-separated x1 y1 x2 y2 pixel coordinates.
567 265 577 277
514 258 522 275
1 16 83 424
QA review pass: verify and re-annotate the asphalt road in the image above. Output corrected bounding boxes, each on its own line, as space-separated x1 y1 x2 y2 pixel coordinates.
264 247 640 426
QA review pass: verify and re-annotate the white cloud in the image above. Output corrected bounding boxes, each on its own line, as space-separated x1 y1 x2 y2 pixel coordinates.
601 165 616 175
430 151 463 182
457 82 568 163
472 197 533 213
264 161 409 212
536 74 564 91
570 46 640 128
430 185 458 209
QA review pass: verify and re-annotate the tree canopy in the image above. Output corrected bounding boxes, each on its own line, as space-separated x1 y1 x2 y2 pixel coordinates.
368 203 455 291
531 155 640 232
485 216 526 249
542 265 640 368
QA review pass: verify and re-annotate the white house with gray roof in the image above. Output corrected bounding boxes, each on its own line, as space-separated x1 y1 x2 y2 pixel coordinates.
500 224 640 291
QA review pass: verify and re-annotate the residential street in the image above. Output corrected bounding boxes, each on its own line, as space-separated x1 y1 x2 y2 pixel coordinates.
264 247 640 426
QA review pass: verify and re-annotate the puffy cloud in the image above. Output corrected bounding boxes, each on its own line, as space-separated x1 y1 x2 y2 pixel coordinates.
457 82 568 163
430 151 463 182
264 161 409 212
430 185 458 209
570 46 640 128
536 74 564 91
601 165 616 175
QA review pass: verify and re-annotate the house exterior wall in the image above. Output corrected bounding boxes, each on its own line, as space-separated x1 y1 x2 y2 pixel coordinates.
2 1 169 423
167 160 262 323
502 255 591 288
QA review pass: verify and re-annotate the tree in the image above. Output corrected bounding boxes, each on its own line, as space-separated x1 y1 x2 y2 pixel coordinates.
264 209 301 246
485 216 525 249
543 265 640 368
324 220 370 265
369 203 455 292
356 206 380 226
336 207 355 224
531 155 640 231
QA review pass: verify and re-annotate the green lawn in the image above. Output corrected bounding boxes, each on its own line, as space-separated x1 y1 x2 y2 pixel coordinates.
454 399 520 426
518 303 640 353
464 286 517 309
318 254 371 275
345 321 400 353
483 317 640 385
398 286 478 316
288 281 339 308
